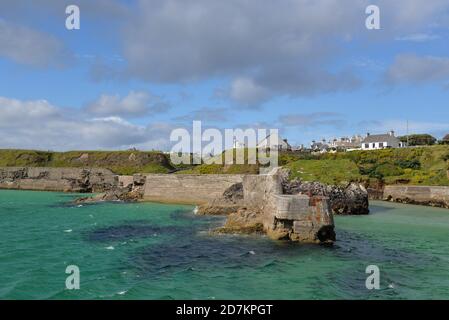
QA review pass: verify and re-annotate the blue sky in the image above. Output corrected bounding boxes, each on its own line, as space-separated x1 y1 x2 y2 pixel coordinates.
1 0 449 151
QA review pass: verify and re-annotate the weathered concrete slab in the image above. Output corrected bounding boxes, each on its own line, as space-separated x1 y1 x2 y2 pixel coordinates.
273 195 312 220
143 174 245 204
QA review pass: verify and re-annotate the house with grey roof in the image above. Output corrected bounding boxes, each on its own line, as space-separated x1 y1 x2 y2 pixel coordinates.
329 135 363 151
310 139 330 153
361 131 404 150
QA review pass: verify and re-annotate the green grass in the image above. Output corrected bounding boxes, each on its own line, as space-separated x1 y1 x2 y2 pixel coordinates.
176 164 259 175
317 145 449 186
0 149 174 175
286 159 362 185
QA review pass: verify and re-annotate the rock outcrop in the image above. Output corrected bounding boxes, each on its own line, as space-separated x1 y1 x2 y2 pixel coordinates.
0 167 117 192
196 182 244 215
283 180 369 215
213 207 264 235
74 174 146 204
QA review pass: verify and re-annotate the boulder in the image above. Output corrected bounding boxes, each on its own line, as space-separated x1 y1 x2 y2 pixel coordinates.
213 207 264 234
74 174 146 204
196 182 244 215
283 180 369 215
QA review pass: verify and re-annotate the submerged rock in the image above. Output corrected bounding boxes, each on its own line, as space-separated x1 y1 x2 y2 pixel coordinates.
74 174 146 204
213 207 264 235
283 180 369 215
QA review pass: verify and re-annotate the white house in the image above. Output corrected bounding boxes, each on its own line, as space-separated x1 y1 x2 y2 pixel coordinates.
257 133 292 151
361 131 404 150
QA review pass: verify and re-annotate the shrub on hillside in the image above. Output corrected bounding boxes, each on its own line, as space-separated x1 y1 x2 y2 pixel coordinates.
375 163 404 177
399 134 437 146
395 159 421 170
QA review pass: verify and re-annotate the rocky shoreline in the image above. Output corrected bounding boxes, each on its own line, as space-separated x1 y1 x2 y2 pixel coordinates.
0 167 116 192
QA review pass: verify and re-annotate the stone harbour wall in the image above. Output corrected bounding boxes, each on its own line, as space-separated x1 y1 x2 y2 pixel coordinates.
241 170 335 243
142 174 245 204
383 185 449 209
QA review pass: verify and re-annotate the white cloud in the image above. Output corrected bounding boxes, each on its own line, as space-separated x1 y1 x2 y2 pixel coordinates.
0 96 173 151
0 97 60 127
85 91 170 118
0 19 68 67
385 54 449 84
113 0 449 105
229 78 271 107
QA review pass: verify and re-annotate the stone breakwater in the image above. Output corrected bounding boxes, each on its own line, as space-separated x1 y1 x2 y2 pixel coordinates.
198 169 335 243
0 167 116 192
142 174 245 204
239 170 335 243
383 185 449 209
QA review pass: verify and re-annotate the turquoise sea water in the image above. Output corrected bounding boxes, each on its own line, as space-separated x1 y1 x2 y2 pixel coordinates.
0 189 448 300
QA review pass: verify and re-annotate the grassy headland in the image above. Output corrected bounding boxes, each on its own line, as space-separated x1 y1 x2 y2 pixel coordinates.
285 159 362 185
286 145 449 186
0 149 174 175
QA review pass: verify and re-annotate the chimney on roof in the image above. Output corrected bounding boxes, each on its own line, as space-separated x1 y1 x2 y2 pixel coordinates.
367 133 370 136
389 130 395 137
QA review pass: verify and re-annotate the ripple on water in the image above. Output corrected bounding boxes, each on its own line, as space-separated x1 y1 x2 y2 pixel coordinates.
84 222 189 243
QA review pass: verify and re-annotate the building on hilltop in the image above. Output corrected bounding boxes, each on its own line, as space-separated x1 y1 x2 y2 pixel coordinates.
442 134 449 145
310 139 330 153
310 135 363 153
328 135 363 151
361 131 404 150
